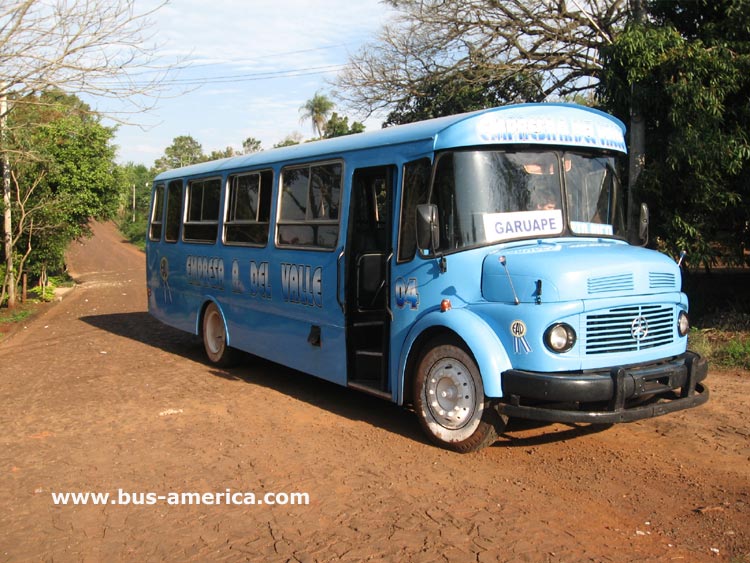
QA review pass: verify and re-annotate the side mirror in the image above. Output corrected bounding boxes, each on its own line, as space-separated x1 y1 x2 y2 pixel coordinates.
416 204 440 252
638 203 649 245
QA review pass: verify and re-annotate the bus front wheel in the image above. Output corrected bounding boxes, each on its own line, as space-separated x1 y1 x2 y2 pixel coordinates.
414 338 506 452
202 302 240 367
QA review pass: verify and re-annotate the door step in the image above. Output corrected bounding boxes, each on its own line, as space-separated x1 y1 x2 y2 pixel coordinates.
347 381 392 400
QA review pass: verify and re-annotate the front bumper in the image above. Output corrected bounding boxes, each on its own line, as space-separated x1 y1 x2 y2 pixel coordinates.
498 351 708 423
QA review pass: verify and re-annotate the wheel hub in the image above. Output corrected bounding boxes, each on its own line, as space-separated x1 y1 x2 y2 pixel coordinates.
427 361 476 430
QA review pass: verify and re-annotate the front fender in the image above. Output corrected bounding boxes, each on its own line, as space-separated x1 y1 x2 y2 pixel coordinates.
398 307 512 404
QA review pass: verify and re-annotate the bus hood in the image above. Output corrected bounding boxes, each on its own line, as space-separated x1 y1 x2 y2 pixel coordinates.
482 240 681 303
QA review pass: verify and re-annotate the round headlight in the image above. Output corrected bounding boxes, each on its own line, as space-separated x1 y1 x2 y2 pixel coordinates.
678 311 690 337
544 323 576 353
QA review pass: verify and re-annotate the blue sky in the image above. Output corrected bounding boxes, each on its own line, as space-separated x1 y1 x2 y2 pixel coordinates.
96 0 394 166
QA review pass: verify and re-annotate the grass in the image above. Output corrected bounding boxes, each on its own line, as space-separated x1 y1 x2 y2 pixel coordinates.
0 274 75 338
689 326 750 370
0 307 33 324
683 270 750 370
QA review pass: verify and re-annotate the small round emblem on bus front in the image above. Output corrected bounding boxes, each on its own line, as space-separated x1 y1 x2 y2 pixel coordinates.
511 320 527 338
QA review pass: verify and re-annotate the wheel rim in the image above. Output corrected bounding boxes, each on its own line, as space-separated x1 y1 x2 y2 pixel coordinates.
425 358 477 430
205 309 225 355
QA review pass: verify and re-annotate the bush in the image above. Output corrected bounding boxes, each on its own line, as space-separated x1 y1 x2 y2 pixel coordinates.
119 216 148 251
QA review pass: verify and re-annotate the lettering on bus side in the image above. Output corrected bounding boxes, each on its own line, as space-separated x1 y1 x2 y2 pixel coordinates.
250 261 271 299
230 260 271 299
186 256 225 290
280 263 323 308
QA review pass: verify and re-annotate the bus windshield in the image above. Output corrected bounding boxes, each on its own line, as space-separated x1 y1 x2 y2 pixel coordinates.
430 149 625 250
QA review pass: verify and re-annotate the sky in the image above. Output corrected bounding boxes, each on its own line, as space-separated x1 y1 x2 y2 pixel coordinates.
92 0 396 166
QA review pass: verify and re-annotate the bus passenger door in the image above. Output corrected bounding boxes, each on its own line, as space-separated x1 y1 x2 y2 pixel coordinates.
345 166 394 398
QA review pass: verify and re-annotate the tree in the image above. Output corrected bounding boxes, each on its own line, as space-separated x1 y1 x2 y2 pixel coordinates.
0 0 170 117
153 136 205 174
323 113 365 138
242 137 262 154
382 67 545 126
335 0 629 116
116 162 153 249
1 91 121 305
273 133 303 148
300 92 335 138
207 146 236 161
1 0 171 308
598 0 750 269
120 163 152 217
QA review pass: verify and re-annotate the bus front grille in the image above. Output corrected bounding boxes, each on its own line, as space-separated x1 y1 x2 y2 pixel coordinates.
584 305 675 355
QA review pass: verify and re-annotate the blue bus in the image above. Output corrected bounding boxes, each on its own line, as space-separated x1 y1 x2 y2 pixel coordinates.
146 103 708 452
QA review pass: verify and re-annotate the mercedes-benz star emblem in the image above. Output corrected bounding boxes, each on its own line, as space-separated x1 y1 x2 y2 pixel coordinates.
631 316 649 340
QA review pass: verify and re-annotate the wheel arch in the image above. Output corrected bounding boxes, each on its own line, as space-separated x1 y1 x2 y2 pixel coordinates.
195 297 230 344
397 308 512 406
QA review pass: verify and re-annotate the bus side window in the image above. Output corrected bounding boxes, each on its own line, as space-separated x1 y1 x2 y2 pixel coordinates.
225 170 273 246
397 158 431 262
183 177 221 243
164 180 183 243
277 161 342 249
149 183 165 241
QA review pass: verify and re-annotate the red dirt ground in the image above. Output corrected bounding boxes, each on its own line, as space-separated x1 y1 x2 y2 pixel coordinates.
0 220 747 562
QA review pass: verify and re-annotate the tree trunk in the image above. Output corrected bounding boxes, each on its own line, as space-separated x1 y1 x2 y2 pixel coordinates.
1 89 16 309
627 0 646 240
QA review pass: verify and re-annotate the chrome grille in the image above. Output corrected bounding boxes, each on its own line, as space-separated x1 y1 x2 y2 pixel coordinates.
585 304 675 355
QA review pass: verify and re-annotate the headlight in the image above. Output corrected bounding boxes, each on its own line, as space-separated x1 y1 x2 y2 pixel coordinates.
678 311 690 337
544 323 576 353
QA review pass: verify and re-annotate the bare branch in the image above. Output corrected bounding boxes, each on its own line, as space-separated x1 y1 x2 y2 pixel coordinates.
334 0 629 115
0 0 178 122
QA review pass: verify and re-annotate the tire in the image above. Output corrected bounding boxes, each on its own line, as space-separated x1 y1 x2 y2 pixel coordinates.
413 338 507 452
202 302 240 368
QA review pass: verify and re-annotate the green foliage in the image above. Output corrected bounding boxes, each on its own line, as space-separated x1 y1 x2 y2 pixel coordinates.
242 137 262 154
0 307 32 324
323 112 365 138
300 92 335 138
273 134 302 148
153 135 205 174
118 215 148 250
689 328 750 369
206 147 237 161
383 68 544 126
598 1 750 269
3 90 122 290
115 162 152 249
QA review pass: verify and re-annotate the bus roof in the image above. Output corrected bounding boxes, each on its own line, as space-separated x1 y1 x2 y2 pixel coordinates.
153 103 627 182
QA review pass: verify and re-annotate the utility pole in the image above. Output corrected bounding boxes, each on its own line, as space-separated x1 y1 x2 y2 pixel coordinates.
1 84 16 308
628 0 646 238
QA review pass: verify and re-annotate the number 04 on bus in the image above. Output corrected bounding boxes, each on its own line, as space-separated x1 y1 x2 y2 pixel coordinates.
146 104 708 452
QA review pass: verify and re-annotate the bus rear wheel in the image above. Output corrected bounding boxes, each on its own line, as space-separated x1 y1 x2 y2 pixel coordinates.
202 302 240 367
414 338 506 452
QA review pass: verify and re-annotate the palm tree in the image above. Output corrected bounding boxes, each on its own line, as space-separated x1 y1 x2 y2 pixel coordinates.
300 92 334 138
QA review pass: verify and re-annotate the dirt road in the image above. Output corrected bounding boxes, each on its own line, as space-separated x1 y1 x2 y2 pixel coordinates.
0 221 748 562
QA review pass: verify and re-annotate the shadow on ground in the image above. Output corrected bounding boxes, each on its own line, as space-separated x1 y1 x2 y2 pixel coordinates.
82 311 615 450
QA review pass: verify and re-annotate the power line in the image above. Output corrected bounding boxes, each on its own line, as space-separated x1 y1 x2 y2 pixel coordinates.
154 65 346 86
